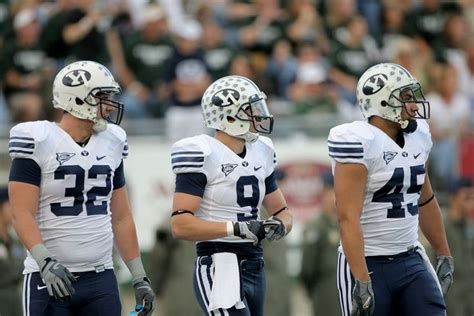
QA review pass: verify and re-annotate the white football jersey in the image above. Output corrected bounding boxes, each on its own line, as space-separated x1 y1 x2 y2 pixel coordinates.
9 121 128 273
171 135 277 243
328 120 432 256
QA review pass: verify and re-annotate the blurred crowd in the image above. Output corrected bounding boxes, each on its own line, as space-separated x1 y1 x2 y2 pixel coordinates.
1 0 474 315
1 0 474 186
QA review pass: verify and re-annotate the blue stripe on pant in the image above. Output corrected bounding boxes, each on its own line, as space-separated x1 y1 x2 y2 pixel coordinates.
193 255 266 316
23 269 121 316
337 250 446 316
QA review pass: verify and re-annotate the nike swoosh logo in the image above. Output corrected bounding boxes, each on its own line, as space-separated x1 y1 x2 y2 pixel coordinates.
96 155 106 160
37 285 47 290
414 153 421 159
254 166 262 171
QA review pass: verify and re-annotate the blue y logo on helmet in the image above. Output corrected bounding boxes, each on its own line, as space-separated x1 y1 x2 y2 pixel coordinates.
62 70 91 87
211 89 240 107
363 74 388 95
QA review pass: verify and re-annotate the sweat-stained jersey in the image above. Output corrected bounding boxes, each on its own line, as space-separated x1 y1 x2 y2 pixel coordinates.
9 121 128 273
171 134 277 243
328 120 432 256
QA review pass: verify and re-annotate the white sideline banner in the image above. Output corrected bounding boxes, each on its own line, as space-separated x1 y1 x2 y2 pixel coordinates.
126 135 331 250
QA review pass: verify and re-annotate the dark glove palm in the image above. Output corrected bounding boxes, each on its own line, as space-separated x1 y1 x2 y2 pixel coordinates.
263 216 286 241
436 256 454 296
133 277 156 316
39 257 76 301
233 221 265 245
351 279 375 316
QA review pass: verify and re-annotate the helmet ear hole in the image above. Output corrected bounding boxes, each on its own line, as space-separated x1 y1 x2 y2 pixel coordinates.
381 101 388 107
75 98 84 105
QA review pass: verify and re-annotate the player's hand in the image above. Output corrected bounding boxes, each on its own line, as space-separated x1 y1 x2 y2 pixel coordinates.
263 216 286 241
436 256 454 296
132 277 156 316
351 279 375 316
38 257 76 301
233 221 265 245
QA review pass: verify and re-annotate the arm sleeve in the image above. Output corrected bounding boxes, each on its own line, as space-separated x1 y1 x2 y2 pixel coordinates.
265 171 278 195
9 158 41 186
170 138 208 176
113 161 126 190
175 173 207 197
9 123 38 162
327 125 367 167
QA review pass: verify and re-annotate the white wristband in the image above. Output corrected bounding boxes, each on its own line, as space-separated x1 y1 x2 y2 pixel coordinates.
226 222 234 237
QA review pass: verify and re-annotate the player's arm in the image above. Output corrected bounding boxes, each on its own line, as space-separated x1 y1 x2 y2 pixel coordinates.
111 184 156 315
171 192 229 241
111 185 141 261
171 173 265 244
9 158 76 300
334 162 370 281
418 163 454 295
418 168 451 257
9 180 42 250
262 188 293 239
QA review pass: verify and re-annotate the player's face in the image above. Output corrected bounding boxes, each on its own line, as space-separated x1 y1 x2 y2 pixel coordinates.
240 99 273 134
400 88 418 120
95 92 119 121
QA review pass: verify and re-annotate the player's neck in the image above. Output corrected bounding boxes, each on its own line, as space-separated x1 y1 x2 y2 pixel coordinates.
369 116 401 142
58 113 94 143
215 131 246 155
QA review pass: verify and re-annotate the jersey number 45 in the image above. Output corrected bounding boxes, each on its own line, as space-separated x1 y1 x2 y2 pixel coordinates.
372 165 425 218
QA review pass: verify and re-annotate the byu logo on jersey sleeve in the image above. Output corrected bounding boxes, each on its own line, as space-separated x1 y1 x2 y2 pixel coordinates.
62 70 91 87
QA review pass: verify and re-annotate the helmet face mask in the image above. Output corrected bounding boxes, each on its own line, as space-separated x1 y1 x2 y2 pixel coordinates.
357 63 430 128
53 61 124 130
389 83 430 120
87 88 124 125
235 94 274 134
202 75 273 142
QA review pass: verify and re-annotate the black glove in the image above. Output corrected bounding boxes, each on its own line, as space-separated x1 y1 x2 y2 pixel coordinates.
132 277 156 316
233 221 265 245
351 279 375 316
263 216 286 241
38 257 76 301
436 256 454 296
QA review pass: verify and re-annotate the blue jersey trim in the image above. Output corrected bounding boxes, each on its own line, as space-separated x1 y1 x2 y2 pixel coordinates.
9 158 41 186
265 171 278 195
113 161 126 189
175 173 207 197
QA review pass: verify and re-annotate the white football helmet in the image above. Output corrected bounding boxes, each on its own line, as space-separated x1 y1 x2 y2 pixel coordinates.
356 63 430 128
52 60 124 132
201 75 273 142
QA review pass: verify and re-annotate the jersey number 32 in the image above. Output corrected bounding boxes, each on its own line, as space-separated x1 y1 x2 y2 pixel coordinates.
51 165 112 216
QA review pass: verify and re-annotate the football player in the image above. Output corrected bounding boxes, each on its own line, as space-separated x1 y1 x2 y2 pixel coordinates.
329 63 454 315
8 61 155 315
170 75 293 316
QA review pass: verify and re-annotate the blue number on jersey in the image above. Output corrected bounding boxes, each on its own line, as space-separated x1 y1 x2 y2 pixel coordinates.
236 175 259 221
51 165 112 216
372 164 425 218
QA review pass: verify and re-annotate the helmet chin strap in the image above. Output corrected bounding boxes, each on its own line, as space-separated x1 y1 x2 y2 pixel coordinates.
235 131 259 143
401 119 418 133
93 118 107 132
